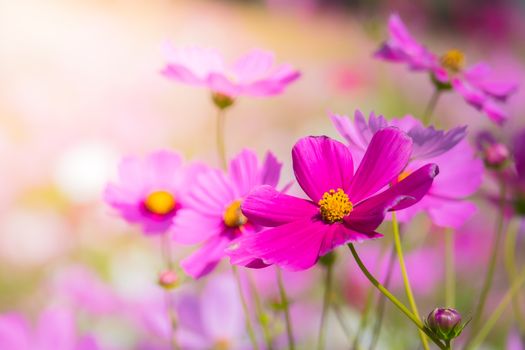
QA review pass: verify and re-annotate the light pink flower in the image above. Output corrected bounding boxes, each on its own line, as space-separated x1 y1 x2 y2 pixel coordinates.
375 13 518 124
171 149 282 278
0 309 99 350
104 150 204 235
162 46 300 98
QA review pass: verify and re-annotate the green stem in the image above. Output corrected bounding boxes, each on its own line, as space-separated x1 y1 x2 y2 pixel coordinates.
445 228 456 307
503 219 525 334
160 233 179 350
247 272 273 350
317 262 334 350
231 266 259 350
347 243 446 350
216 108 227 169
369 244 397 350
467 268 525 349
392 212 430 350
466 182 507 343
276 267 295 350
331 303 354 346
422 89 441 125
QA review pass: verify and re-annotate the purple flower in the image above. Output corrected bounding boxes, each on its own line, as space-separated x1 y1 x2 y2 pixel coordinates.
0 309 99 350
162 46 300 100
332 111 482 228
171 149 282 278
425 308 465 341
234 130 438 271
104 150 204 235
375 14 518 124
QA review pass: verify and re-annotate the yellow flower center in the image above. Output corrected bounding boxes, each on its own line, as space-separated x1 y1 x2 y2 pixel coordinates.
318 188 353 223
144 190 176 215
440 49 465 72
223 200 247 228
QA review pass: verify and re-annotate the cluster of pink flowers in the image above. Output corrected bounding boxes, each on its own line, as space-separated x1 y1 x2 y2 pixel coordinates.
1 12 521 350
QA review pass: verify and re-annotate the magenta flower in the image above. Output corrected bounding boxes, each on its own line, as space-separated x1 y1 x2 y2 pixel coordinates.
104 150 204 235
236 129 438 271
332 111 482 228
375 13 518 124
0 309 99 350
162 46 300 100
170 149 282 278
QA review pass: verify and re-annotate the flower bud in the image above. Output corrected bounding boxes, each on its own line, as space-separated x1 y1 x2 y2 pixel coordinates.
158 270 178 290
483 142 510 169
425 308 466 341
212 92 235 110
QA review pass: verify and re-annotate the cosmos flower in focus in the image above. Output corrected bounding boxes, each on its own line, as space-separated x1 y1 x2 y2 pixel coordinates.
332 111 483 228
104 150 204 235
162 46 300 107
375 13 518 124
171 149 282 278
236 130 438 271
0 309 99 350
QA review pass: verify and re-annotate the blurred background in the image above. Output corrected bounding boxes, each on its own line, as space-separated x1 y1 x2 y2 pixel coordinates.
1 0 524 349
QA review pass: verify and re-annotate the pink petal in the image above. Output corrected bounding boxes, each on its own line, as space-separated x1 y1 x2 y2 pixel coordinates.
260 152 283 188
348 127 412 204
207 73 241 97
171 209 222 244
483 100 507 125
232 49 275 83
241 185 318 227
180 236 231 279
292 136 354 202
319 224 382 256
229 149 260 197
243 219 327 271
428 198 477 229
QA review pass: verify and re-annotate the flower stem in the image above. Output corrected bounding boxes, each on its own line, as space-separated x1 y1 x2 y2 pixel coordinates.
332 303 354 346
247 272 274 350
467 268 525 349
160 233 179 350
503 219 525 334
317 262 334 350
369 244 397 350
347 243 446 350
444 228 456 307
422 89 441 125
276 267 295 350
466 182 507 342
231 266 259 350
392 212 430 350
216 108 227 169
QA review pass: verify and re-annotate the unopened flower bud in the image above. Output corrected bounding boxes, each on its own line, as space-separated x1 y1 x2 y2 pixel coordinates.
158 270 178 290
212 92 235 110
425 308 466 341
483 142 510 169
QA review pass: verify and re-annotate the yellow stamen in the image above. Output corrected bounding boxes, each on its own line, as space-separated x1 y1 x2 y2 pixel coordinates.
223 200 247 228
440 49 465 72
144 190 175 215
318 188 353 223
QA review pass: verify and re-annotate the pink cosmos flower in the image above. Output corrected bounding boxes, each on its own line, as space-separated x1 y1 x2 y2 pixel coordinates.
332 111 483 228
375 13 518 124
104 150 204 235
170 149 282 278
235 129 438 271
162 46 300 99
0 309 99 350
